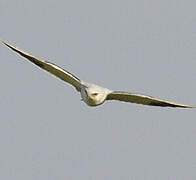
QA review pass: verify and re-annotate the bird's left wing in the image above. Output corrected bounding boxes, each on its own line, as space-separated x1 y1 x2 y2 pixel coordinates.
2 40 83 91
106 91 194 108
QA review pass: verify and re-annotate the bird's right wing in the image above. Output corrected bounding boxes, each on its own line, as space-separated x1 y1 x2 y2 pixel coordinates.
2 40 83 91
106 91 194 108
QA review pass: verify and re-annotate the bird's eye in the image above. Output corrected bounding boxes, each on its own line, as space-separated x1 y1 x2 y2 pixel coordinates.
92 93 98 96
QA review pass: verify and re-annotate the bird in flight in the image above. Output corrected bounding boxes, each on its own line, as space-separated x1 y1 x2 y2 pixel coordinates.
1 40 194 108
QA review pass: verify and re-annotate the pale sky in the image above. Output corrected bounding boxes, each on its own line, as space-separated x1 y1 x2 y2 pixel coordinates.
1 0 196 179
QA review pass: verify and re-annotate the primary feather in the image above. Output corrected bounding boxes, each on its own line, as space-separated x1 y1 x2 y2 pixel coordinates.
2 41 83 91
106 91 194 108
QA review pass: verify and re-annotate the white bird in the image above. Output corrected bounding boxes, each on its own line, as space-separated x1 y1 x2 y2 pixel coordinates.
1 40 195 108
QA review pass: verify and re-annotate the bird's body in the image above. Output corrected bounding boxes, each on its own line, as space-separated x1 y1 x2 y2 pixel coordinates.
1 40 195 108
81 83 112 106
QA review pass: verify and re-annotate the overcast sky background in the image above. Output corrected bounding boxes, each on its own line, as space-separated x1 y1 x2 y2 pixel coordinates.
1 0 196 179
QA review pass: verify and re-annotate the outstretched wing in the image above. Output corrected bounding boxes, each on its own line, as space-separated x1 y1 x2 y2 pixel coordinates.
2 40 83 91
106 91 194 108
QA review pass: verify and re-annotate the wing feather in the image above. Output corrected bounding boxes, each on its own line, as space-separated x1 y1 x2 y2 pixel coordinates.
2 41 82 91
106 91 194 108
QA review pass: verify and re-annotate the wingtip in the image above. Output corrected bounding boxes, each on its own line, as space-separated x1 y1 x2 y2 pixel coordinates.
180 104 196 108
173 103 196 108
188 105 196 108
0 38 10 47
0 39 22 54
0 37 5 44
0 37 6 43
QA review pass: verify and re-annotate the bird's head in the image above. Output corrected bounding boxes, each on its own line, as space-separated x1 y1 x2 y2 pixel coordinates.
81 85 109 106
